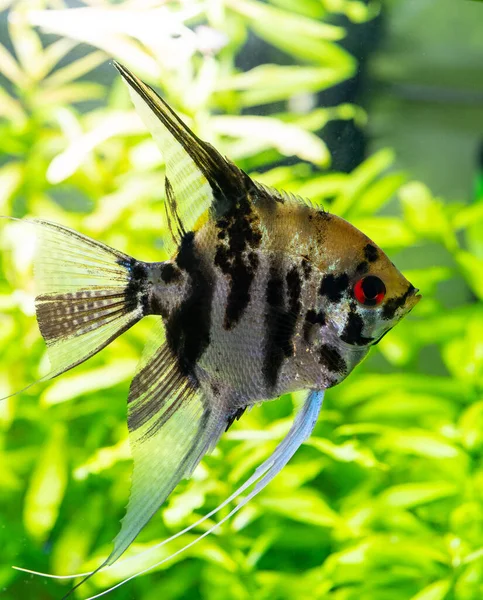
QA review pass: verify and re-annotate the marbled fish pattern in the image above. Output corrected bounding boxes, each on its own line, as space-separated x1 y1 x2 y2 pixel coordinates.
6 63 420 598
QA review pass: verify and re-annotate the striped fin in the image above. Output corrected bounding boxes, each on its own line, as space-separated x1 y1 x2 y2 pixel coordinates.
112 318 229 565
87 321 226 576
66 389 324 598
114 62 248 252
13 389 324 596
63 318 229 597
32 219 144 379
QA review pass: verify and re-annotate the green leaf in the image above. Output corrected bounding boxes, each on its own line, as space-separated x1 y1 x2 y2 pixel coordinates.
23 424 68 542
351 216 416 248
442 315 483 383
455 250 483 300
42 359 136 405
51 495 104 576
229 0 345 43
26 8 162 79
261 489 340 528
459 401 483 452
308 437 386 469
212 115 330 166
34 81 106 107
380 482 459 509
74 439 130 480
38 38 78 78
43 51 107 88
380 430 463 459
453 200 483 231
46 111 141 183
293 173 348 203
331 149 395 216
9 10 44 80
462 547 483 566
354 392 457 421
252 29 352 67
0 163 23 211
399 182 457 251
0 87 26 123
402 266 453 296
348 171 407 218
335 373 468 408
410 579 451 600
0 41 26 86
217 65 351 106
270 0 326 19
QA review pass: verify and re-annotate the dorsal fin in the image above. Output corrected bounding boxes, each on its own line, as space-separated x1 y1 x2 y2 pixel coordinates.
254 181 325 212
114 62 249 253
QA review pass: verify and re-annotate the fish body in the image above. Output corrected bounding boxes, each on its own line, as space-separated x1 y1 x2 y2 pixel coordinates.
6 63 420 596
131 184 418 412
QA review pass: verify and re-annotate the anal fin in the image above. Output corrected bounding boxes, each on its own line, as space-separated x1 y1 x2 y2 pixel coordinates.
61 317 229 597
109 319 228 565
65 389 324 599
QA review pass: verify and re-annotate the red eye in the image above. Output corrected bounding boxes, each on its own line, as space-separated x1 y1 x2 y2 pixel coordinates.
354 275 386 307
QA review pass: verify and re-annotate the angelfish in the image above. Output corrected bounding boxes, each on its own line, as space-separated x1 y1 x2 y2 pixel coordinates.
9 63 420 597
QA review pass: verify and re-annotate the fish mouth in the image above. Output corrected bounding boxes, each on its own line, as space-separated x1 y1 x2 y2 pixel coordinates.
407 286 422 309
324 286 421 352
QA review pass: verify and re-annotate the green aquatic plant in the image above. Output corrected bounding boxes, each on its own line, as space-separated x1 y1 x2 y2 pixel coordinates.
0 1 481 600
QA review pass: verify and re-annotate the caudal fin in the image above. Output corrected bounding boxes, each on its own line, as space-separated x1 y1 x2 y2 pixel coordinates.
23 218 145 381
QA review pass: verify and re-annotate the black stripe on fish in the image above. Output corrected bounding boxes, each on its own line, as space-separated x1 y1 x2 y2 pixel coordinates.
319 344 347 375
382 284 416 320
364 244 379 262
166 232 213 376
214 247 259 330
263 265 285 390
122 259 176 317
355 261 369 275
263 263 302 390
319 273 349 303
215 194 262 330
301 256 312 280
340 305 373 346
121 258 149 315
286 266 302 313
303 309 326 343
160 262 181 284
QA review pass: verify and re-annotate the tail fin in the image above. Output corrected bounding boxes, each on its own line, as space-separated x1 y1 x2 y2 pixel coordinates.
30 218 145 379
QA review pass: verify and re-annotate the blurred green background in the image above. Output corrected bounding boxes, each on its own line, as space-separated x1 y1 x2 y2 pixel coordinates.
0 0 483 599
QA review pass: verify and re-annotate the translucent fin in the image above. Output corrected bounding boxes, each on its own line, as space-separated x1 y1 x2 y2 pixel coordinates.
114 61 248 253
15 389 323 597
255 181 325 211
82 390 324 599
32 219 144 378
62 319 229 597
125 388 325 560
111 320 228 564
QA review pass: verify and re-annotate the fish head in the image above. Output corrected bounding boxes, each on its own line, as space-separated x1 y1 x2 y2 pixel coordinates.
316 214 421 355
